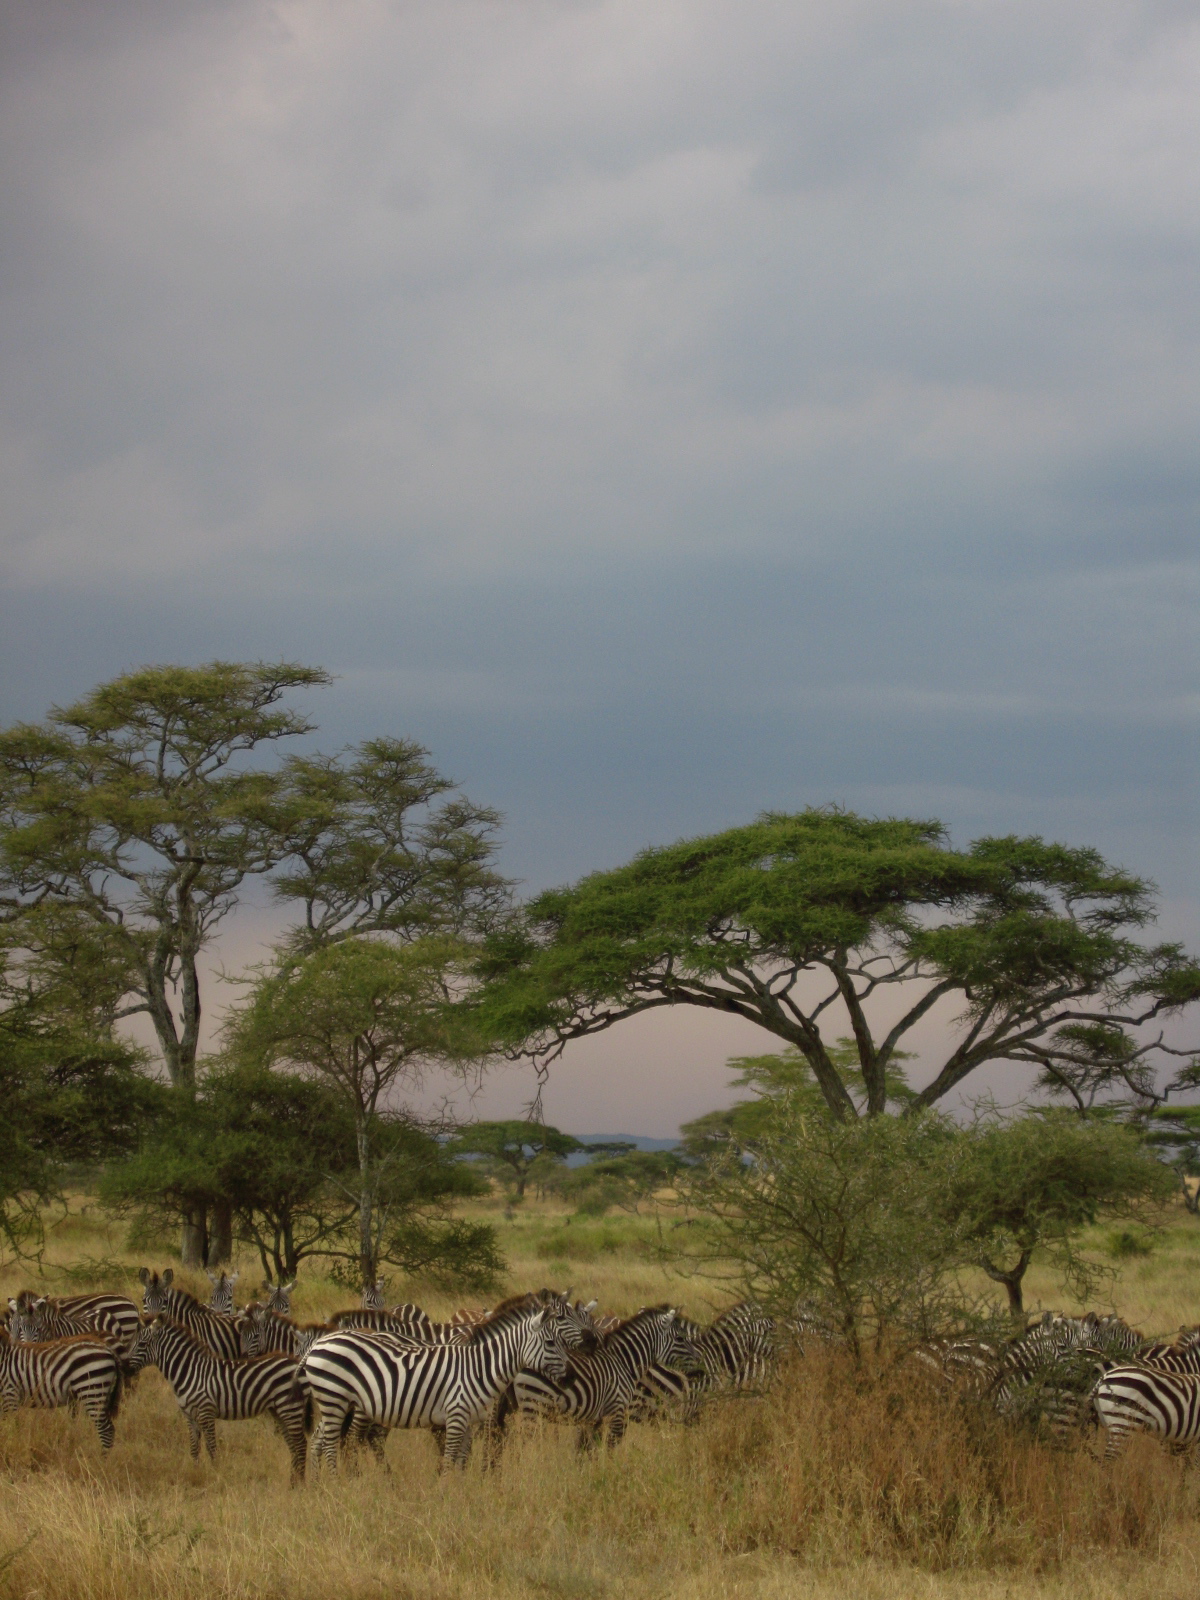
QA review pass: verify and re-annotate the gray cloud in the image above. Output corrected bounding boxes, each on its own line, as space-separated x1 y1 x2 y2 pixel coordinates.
1 0 1196 1129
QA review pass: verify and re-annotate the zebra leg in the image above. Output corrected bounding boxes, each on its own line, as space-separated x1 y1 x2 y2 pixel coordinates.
184 1410 203 1461
431 1425 447 1459
317 1403 351 1473
440 1407 473 1469
575 1424 600 1453
274 1404 307 1486
199 1406 218 1463
605 1407 628 1449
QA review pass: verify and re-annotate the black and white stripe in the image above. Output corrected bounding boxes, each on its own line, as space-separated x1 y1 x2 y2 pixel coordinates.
297 1294 571 1469
262 1280 296 1314
139 1269 243 1361
7 1290 139 1358
0 1329 123 1449
237 1306 334 1359
514 1306 699 1448
129 1316 310 1482
1092 1365 1200 1457
632 1303 776 1424
206 1272 240 1315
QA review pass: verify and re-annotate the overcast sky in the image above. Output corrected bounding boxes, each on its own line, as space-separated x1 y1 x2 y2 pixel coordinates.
1 0 1196 1134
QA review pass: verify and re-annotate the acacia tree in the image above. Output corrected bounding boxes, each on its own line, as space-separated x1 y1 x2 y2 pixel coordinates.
0 662 330 1263
450 1121 585 1199
943 1113 1175 1318
226 936 495 1286
476 810 1200 1120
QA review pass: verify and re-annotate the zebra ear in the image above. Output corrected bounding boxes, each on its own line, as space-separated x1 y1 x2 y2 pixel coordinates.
262 1279 273 1292
206 1271 218 1284
283 1281 296 1293
228 1273 239 1286
138 1267 150 1286
6 1299 15 1314
583 1300 598 1313
162 1268 174 1287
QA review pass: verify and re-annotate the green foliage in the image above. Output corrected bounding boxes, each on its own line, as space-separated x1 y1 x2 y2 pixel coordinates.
102 1062 501 1289
943 1111 1177 1314
0 968 159 1261
475 809 1198 1119
680 1096 969 1355
0 661 330 1089
225 935 498 1284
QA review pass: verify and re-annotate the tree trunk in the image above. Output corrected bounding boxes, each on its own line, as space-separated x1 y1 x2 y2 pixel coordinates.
181 1206 207 1269
357 1117 375 1287
207 1198 233 1266
982 1251 1032 1321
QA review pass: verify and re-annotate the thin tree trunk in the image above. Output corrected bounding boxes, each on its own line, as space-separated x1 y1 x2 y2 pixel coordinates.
982 1251 1031 1321
357 1115 375 1287
207 1198 233 1266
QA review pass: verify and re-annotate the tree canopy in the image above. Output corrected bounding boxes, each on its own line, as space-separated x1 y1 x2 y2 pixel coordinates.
476 809 1200 1119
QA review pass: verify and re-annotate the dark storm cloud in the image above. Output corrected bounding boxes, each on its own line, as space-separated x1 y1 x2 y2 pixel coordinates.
0 0 1196 914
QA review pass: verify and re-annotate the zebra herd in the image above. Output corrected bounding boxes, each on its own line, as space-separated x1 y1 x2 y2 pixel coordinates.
7 1273 1200 1479
920 1309 1200 1457
0 1271 776 1480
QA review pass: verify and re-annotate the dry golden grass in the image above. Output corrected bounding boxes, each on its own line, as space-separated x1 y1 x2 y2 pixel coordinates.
2 1194 1200 1599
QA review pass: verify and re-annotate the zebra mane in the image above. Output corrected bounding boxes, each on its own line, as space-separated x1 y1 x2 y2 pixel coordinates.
602 1305 674 1347
144 1313 225 1350
464 1293 540 1342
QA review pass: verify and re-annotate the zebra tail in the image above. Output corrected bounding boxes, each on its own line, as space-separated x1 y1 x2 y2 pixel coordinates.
303 1393 314 1436
105 1369 122 1422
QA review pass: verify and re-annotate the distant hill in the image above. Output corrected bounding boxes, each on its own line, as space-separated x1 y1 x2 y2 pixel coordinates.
566 1134 680 1167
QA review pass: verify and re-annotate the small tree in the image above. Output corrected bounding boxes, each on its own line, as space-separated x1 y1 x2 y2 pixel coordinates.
226 936 493 1286
450 1120 585 1200
681 1098 966 1359
945 1112 1177 1318
553 1148 684 1215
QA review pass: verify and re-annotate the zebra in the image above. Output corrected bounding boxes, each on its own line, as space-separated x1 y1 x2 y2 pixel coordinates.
0 1329 123 1449
361 1280 388 1310
330 1307 440 1337
7 1290 139 1358
139 1269 243 1361
129 1316 310 1483
991 1313 1142 1435
237 1306 335 1359
513 1306 701 1449
631 1303 777 1423
1129 1336 1200 1375
297 1293 572 1470
262 1280 296 1314
206 1271 240 1315
1092 1366 1200 1458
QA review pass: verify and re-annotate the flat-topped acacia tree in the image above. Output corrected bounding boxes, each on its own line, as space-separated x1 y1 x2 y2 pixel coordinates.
475 810 1200 1119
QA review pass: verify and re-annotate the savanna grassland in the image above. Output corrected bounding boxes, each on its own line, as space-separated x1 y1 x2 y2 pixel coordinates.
4 1192 1200 1600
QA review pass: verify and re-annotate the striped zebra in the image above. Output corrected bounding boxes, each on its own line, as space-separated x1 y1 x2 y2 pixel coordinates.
361 1281 388 1310
139 1269 243 1361
0 1329 123 1449
1129 1335 1200 1376
514 1306 700 1448
633 1303 776 1423
262 1280 296 1314
991 1313 1141 1433
237 1306 335 1359
1092 1366 1200 1458
297 1294 571 1470
129 1316 310 1482
7 1290 139 1358
330 1307 438 1336
206 1272 240 1315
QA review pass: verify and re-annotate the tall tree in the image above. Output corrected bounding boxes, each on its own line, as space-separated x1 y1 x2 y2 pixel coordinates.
476 810 1200 1120
271 738 509 952
0 661 329 1262
450 1120 586 1199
